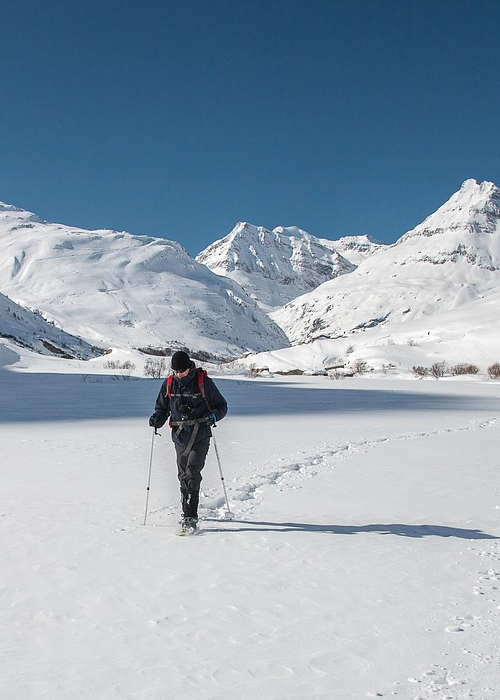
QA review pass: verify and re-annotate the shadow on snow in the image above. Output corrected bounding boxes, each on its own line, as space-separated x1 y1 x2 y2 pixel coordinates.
0 370 498 423
204 519 499 540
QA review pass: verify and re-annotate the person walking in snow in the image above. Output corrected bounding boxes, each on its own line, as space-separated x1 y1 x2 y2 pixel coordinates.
148 350 227 533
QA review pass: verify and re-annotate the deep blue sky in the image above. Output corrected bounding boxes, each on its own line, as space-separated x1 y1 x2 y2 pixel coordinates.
1 1 499 256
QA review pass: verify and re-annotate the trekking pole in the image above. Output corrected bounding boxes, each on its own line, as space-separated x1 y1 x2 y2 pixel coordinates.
143 428 156 526
212 430 234 520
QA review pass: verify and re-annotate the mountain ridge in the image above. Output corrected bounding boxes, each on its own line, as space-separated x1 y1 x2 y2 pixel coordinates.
1 179 499 373
271 179 500 345
196 222 375 311
0 206 289 357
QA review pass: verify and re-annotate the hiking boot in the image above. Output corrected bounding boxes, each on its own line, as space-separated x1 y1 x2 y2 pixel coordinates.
181 517 198 534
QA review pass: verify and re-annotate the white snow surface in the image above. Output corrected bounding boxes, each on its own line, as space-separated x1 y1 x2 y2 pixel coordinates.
0 204 289 357
2 344 500 700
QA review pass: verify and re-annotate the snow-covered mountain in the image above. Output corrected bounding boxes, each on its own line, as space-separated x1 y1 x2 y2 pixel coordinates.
321 233 386 266
196 222 359 311
0 203 289 357
0 290 101 359
272 179 500 345
2 179 499 371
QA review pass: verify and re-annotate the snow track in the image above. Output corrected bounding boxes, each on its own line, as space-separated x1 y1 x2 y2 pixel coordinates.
203 416 500 523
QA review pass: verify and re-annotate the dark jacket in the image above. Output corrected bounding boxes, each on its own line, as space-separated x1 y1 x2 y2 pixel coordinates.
152 363 227 449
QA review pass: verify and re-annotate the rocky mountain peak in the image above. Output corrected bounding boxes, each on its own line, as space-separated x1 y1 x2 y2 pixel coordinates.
271 179 500 345
398 179 500 243
196 223 356 311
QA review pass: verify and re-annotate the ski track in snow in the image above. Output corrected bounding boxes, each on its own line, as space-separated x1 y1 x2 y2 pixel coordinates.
138 416 500 700
211 417 498 521
227 417 500 700
143 417 500 529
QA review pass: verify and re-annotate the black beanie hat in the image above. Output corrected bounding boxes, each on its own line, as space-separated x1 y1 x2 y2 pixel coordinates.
171 350 191 371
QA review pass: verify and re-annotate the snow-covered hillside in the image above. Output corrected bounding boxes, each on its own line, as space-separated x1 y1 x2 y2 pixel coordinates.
272 180 500 347
236 287 500 376
0 203 289 357
0 290 100 359
196 222 357 310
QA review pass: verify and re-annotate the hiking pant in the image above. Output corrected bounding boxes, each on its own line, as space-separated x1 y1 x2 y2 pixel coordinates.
175 438 210 519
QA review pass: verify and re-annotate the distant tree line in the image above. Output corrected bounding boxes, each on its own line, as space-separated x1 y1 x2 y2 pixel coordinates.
412 362 500 379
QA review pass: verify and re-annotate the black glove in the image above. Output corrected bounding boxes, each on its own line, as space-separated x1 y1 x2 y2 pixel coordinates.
204 411 217 427
149 413 163 428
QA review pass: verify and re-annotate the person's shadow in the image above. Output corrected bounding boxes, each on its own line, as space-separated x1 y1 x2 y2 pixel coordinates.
203 519 499 539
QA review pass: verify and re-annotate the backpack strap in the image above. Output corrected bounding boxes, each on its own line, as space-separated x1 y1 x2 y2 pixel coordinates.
197 369 207 401
167 368 210 455
167 369 207 400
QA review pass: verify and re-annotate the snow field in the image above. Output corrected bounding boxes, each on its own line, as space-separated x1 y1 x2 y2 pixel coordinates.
1 370 500 699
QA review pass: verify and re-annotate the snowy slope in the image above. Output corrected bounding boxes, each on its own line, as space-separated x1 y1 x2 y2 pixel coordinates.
0 290 101 359
317 232 386 266
272 180 500 345
1 357 500 700
237 287 500 375
196 222 357 310
0 203 289 356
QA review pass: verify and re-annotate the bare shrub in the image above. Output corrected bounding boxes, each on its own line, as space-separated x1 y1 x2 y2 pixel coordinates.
487 362 500 380
104 360 136 370
246 363 265 378
450 363 479 376
412 366 429 379
430 361 447 379
144 358 167 378
352 359 369 375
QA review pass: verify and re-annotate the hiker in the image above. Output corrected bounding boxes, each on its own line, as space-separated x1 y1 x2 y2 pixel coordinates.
148 350 227 532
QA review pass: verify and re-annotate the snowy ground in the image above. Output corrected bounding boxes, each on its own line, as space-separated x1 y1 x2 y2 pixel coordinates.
1 355 500 700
